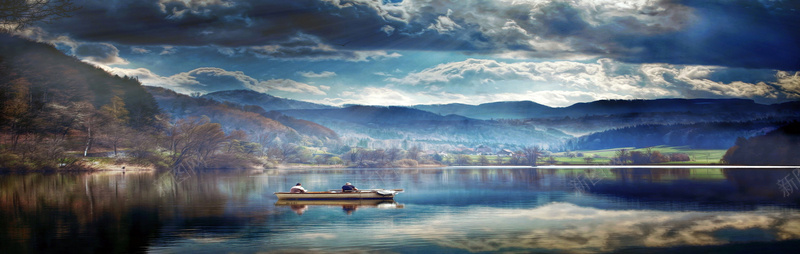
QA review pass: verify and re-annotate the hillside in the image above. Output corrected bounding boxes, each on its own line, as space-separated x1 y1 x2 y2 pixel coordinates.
0 34 165 169
279 106 572 149
417 98 800 136
0 34 160 129
568 121 786 150
415 98 795 119
202 90 334 111
146 87 308 144
413 101 552 119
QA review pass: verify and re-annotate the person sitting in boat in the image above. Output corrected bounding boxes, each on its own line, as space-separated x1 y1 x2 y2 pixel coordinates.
342 182 358 192
290 183 307 193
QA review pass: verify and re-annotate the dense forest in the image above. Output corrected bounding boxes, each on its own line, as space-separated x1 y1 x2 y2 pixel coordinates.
568 120 790 150
721 122 800 165
0 34 163 169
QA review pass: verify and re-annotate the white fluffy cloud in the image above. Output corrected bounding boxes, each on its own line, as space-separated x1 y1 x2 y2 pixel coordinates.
389 58 788 105
297 71 337 78
641 64 780 99
325 87 419 106
386 58 547 85
774 71 800 98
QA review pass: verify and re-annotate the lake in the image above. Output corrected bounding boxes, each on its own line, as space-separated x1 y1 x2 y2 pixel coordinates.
2 167 800 253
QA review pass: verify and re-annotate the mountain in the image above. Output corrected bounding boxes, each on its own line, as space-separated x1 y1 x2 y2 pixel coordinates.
416 98 800 136
414 101 552 119
561 98 773 117
149 87 338 144
279 105 572 149
147 87 300 142
415 98 782 120
201 90 334 111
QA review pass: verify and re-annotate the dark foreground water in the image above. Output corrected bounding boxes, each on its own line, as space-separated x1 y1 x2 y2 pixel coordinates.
2 167 800 253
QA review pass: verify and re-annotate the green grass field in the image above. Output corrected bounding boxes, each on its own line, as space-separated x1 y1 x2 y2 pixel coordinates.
459 146 728 165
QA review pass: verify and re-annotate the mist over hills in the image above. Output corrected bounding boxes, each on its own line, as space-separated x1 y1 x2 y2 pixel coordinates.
278 106 571 149
414 98 795 120
202 90 334 111
147 87 338 144
203 89 799 150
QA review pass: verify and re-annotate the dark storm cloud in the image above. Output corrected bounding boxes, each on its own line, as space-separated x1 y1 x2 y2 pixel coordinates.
41 0 800 70
614 0 800 70
43 0 393 47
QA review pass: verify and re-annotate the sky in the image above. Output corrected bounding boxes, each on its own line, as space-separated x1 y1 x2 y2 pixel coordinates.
16 0 800 107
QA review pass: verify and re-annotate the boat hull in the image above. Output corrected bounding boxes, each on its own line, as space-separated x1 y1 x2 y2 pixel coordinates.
274 189 401 200
275 199 400 207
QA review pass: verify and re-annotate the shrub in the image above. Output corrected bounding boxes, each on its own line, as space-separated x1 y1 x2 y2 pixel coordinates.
669 153 691 162
392 159 419 168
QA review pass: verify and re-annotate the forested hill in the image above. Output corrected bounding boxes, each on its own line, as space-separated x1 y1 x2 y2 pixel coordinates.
202 89 334 111
147 87 340 144
279 106 571 149
281 105 471 125
0 34 160 129
415 98 799 120
413 101 552 120
568 120 788 150
722 122 800 165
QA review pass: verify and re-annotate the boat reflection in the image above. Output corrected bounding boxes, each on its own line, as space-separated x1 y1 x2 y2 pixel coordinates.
275 199 404 215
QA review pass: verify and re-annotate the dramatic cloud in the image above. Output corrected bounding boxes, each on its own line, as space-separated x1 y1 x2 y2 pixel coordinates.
243 33 401 61
42 0 799 69
103 66 326 95
389 58 791 105
74 43 129 65
774 71 800 99
21 0 800 107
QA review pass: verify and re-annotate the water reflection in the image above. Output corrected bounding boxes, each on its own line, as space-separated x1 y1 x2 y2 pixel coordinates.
275 200 404 215
384 202 800 253
1 167 799 253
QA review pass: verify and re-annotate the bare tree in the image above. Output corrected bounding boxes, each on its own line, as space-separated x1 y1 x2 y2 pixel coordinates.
167 117 228 169
478 155 489 165
386 147 402 162
406 146 421 161
522 146 542 166
0 0 80 31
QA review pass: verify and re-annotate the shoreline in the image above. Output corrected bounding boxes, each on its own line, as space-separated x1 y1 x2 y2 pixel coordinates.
3 163 797 172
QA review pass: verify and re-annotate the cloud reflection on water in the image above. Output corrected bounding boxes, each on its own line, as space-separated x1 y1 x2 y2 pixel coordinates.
385 202 800 253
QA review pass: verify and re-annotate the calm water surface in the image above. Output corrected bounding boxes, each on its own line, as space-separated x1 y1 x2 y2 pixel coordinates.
2 167 800 253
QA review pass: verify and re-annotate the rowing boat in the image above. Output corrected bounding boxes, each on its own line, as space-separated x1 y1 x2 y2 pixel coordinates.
275 199 403 208
274 189 403 200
